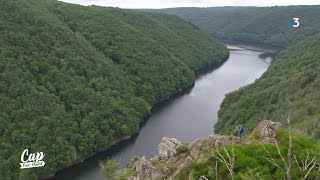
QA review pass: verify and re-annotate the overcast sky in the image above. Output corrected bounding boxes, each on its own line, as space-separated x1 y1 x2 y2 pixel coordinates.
60 0 320 9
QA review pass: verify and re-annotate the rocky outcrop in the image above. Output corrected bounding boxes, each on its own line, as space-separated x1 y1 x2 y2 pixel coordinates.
128 156 165 180
252 120 283 143
158 137 181 159
206 134 238 148
120 120 283 180
188 138 203 159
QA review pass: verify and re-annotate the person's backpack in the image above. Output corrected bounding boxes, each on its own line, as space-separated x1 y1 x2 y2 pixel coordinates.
239 127 244 134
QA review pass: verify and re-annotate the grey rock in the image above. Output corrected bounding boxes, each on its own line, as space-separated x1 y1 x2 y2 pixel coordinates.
150 156 159 162
131 156 165 180
124 120 283 180
158 137 181 159
188 138 203 159
189 147 200 159
252 120 283 143
187 155 193 161
207 134 231 148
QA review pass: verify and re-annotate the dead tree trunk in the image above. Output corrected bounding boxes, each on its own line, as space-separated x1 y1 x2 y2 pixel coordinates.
286 115 292 180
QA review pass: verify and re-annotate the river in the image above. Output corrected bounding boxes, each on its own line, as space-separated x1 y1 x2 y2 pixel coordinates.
50 43 280 180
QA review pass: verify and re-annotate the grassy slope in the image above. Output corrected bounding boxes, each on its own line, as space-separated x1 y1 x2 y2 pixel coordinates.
0 0 228 179
186 130 320 179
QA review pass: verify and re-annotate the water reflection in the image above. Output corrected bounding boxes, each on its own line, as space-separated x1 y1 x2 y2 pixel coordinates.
50 43 280 180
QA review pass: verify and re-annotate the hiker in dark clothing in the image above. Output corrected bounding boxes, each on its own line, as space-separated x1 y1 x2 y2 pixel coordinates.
239 125 244 142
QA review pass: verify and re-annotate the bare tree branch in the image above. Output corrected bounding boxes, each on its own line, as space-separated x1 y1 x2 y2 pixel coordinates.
263 156 285 174
211 137 236 180
215 161 218 180
302 162 317 180
213 148 233 175
200 175 209 180
275 141 287 169
281 122 320 180
304 151 310 170
260 142 285 174
286 114 292 180
293 154 301 172
317 163 320 180
223 147 232 165
305 157 315 171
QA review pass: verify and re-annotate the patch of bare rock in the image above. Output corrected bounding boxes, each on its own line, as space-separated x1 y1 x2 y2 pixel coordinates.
122 120 283 180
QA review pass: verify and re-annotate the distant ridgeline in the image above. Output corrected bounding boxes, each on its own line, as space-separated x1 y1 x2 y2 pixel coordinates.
150 7 320 137
150 6 320 47
0 0 228 179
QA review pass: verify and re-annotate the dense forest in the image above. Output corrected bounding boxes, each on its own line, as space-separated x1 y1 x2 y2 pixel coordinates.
215 34 320 137
151 6 320 138
149 6 320 46
132 6 320 180
0 0 228 179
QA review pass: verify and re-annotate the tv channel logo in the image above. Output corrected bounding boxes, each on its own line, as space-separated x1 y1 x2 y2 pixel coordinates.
288 18 300 28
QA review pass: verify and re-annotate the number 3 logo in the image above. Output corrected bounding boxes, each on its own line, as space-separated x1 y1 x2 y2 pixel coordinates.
293 18 300 27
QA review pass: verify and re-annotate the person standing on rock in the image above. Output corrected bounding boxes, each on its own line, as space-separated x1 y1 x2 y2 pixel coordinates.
239 125 244 142
233 125 239 137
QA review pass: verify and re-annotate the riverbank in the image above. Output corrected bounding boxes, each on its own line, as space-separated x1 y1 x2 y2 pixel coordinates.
46 51 230 180
48 43 278 180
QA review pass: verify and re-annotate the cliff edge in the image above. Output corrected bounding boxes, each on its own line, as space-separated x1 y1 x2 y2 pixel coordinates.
118 120 283 180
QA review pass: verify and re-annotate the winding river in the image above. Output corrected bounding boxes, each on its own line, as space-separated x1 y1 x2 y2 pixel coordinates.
50 43 280 180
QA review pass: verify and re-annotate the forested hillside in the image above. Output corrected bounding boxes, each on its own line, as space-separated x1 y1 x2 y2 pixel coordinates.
0 0 228 179
150 6 320 46
215 34 320 137
151 5 320 138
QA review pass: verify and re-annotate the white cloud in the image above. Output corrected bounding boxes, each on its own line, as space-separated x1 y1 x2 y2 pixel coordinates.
59 0 320 9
